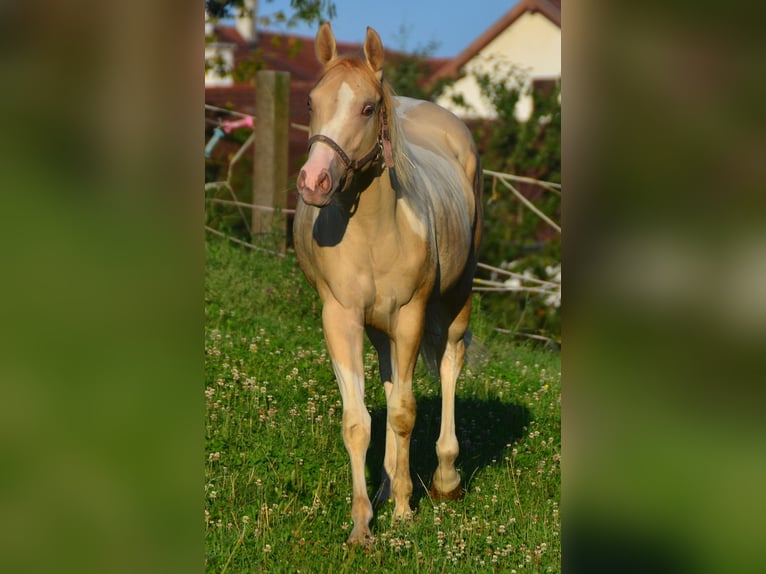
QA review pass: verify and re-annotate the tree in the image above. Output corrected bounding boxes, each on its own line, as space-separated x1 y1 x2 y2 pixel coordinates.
380 26 450 101
205 0 336 26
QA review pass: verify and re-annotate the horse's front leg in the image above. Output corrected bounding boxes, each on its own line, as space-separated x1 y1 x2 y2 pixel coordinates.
322 301 373 545
388 300 426 520
365 327 396 507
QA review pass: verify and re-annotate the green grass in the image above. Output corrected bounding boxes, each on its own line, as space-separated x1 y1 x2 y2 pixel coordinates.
204 238 561 573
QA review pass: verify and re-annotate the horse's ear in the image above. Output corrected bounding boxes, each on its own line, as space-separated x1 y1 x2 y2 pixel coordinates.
364 27 384 81
315 22 338 67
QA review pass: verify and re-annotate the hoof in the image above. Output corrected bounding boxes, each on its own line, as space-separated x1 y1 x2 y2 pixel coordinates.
347 529 375 547
392 506 413 522
429 483 464 501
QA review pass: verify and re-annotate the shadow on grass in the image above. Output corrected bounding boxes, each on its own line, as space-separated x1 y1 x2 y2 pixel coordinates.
367 396 531 510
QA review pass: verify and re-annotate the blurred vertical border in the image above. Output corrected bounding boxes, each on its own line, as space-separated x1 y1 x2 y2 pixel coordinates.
564 1 766 572
0 1 203 572
4 1 766 572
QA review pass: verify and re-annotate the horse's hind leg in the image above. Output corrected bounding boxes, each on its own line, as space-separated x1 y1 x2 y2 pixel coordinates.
430 297 472 500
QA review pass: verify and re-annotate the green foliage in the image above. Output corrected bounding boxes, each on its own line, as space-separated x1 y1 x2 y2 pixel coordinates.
479 82 561 186
230 50 268 84
470 64 562 341
206 0 336 26
384 52 434 100
382 32 444 100
205 238 560 572
474 67 561 261
287 0 337 26
381 27 455 101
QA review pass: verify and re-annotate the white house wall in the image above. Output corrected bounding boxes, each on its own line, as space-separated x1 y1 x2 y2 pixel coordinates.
436 12 561 120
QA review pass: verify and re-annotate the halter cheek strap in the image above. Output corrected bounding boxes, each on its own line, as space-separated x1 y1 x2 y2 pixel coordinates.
306 103 395 173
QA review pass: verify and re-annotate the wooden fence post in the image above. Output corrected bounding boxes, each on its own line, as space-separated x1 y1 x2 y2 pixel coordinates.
253 70 289 252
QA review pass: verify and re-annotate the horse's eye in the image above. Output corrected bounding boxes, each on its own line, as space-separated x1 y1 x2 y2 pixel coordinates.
307 98 313 112
362 103 375 117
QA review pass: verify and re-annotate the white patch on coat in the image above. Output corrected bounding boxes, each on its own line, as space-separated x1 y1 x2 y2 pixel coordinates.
397 197 427 240
395 96 425 117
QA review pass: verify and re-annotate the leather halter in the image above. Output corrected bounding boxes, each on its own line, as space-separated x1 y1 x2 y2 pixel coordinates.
306 103 395 175
307 133 381 172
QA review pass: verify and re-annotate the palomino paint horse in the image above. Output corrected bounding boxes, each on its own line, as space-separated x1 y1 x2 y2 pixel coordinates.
294 23 483 545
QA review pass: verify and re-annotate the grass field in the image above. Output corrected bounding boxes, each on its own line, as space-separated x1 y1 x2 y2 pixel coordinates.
204 238 561 572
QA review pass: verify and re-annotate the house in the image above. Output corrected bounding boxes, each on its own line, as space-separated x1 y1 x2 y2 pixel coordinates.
429 0 561 121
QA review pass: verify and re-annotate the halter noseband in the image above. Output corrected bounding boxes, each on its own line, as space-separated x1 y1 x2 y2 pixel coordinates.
306 104 395 175
307 133 381 172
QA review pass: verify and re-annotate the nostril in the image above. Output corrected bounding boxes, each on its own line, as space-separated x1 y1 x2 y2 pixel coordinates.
297 170 307 190
317 170 331 193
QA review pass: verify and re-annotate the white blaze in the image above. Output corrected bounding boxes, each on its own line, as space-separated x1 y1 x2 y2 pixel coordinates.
302 82 358 191
320 81 356 142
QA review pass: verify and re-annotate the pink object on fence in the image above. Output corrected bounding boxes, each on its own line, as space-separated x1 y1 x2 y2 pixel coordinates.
221 116 254 133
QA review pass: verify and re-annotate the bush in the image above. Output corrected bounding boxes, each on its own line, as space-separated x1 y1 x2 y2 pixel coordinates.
465 63 561 342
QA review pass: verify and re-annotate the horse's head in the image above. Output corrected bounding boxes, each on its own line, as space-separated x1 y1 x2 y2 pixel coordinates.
297 23 386 207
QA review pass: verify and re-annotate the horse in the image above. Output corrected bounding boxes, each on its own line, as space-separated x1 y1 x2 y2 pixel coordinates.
294 22 483 545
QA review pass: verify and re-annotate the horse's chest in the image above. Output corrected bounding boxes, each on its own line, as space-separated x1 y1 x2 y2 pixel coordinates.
314 235 428 320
